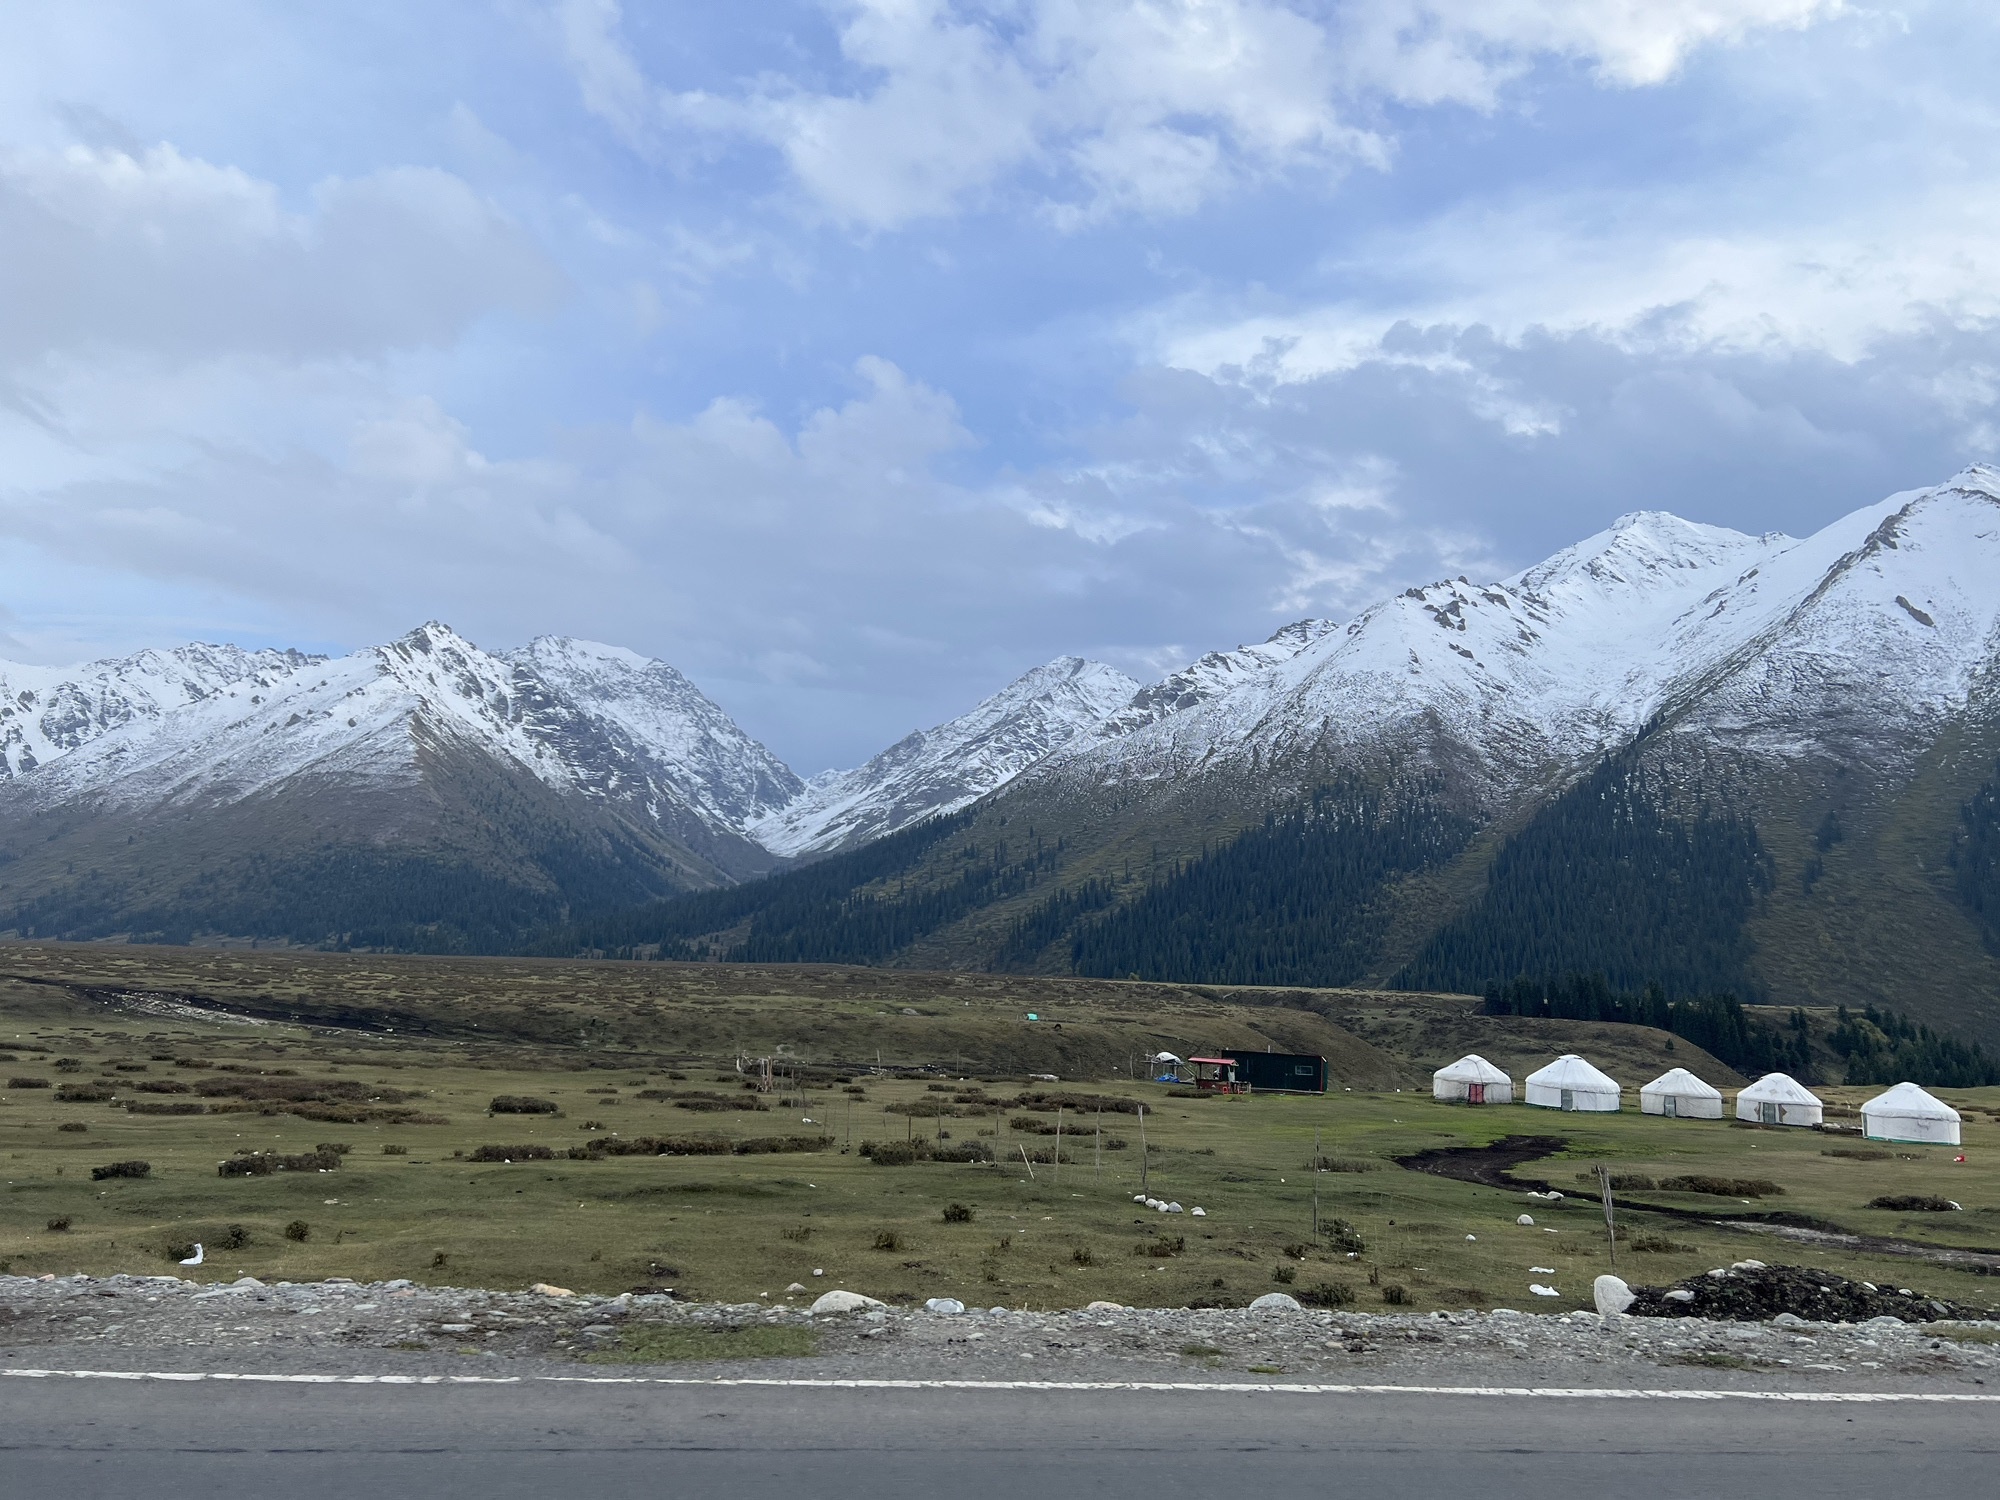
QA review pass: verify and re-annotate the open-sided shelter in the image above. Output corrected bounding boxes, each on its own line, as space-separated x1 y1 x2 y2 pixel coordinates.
1736 1073 1822 1127
1861 1082 1961 1145
1639 1068 1724 1119
1524 1055 1621 1112
1432 1054 1513 1105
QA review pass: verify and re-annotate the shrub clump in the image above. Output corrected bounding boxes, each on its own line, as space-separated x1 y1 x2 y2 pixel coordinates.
488 1095 560 1115
941 1202 975 1223
7 1076 51 1089
1870 1194 1961 1212
569 1132 831 1160
467 1144 556 1162
1579 1172 1657 1191
859 1138 993 1166
56 1121 88 1133
1659 1175 1783 1198
46 1216 71 1232
1380 1283 1412 1306
383 1143 408 1155
872 1230 904 1251
217 1146 343 1176
1298 1282 1356 1308
126 1102 206 1115
54 1083 115 1103
1324 1218 1367 1254
284 1220 310 1242
1313 1156 1379 1173
90 1160 151 1180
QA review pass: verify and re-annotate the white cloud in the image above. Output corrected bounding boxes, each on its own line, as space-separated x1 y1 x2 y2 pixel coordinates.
0 143 559 368
566 0 1843 228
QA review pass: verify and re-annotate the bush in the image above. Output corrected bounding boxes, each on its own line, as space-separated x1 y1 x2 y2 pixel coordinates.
45 1216 71 1232
134 1080 193 1094
217 1224 251 1251
781 1225 813 1242
56 1121 88 1132
90 1160 151 1181
1659 1175 1783 1198
217 1146 343 1177
873 1230 904 1251
284 1220 310 1242
1629 1232 1694 1253
126 1102 204 1115
1578 1172 1656 1190
53 1058 82 1072
488 1095 560 1115
1313 1156 1379 1173
1380 1283 1412 1306
1271 1264 1297 1284
383 1144 408 1155
55 1084 114 1103
1137 1236 1185 1259
7 1076 50 1089
1072 1247 1096 1266
942 1202 974 1223
1299 1282 1356 1308
1823 1147 1891 1160
316 1142 352 1156
467 1144 555 1162
1324 1218 1367 1254
1870 1194 1961 1211
1281 1242 1310 1260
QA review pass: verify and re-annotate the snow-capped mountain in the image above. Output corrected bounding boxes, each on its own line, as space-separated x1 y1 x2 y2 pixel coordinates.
1042 468 2000 799
0 643 318 777
750 657 1141 857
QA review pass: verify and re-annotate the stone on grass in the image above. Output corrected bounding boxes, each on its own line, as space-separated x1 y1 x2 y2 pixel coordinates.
1593 1275 1635 1316
1517 1215 1535 1226
785 1282 808 1294
924 1298 967 1315
809 1289 887 1315
531 1283 575 1297
1085 1300 1127 1311
1249 1292 1302 1312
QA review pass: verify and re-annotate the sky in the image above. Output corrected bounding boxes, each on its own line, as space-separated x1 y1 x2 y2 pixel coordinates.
2 1 1998 772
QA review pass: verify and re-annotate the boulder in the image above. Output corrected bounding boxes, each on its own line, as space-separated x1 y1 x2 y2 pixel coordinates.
530 1282 575 1297
1593 1275 1635 1316
924 1298 967 1315
809 1289 887 1315
1248 1292 1302 1312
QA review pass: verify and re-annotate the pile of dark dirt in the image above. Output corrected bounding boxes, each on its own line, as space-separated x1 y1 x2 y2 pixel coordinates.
1395 1135 1567 1192
1628 1263 1992 1323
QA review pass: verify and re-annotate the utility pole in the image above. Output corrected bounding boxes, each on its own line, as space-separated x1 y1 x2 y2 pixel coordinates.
1596 1164 1617 1269
1138 1105 1149 1196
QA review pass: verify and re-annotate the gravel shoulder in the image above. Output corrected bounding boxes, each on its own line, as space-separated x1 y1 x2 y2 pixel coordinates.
5 1272 1998 1392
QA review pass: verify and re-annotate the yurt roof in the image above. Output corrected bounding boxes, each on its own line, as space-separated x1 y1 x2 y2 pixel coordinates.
1639 1067 1723 1100
1861 1082 1961 1120
1434 1054 1510 1085
1524 1054 1620 1092
1737 1072 1822 1105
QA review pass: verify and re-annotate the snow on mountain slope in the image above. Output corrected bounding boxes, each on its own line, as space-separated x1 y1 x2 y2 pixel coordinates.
0 643 318 777
1045 469 2000 797
11 625 794 872
749 657 1141 857
508 636 803 830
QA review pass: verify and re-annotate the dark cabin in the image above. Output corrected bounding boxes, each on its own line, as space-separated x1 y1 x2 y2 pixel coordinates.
1220 1049 1328 1094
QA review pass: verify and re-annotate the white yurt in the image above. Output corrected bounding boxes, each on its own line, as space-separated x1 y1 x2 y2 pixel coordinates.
1639 1067 1724 1119
1524 1055 1621 1112
1861 1082 1962 1146
1432 1054 1513 1105
1735 1073 1822 1127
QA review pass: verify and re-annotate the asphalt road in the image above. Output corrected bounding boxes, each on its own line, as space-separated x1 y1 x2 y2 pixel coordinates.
3 1374 1993 1498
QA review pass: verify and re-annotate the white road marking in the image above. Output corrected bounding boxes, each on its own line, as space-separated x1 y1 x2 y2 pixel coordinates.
3 1368 1998 1401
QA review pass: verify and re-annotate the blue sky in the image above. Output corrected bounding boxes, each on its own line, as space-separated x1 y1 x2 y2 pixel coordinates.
2 1 1997 770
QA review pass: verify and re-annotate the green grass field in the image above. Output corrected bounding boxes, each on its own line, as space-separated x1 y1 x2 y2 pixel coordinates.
4 961 1997 1318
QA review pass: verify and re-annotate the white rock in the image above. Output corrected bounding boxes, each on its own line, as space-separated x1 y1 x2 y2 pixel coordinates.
1190 1207 1206 1217
1085 1300 1127 1311
785 1283 807 1294
1517 1214 1535 1226
808 1289 887 1315
1466 1234 1477 1241
1531 1266 1557 1274
1593 1275 1635 1316
924 1298 967 1315
1665 1289 1696 1303
1732 1259 1767 1271
812 1268 825 1276
1134 1194 1148 1203
1248 1292 1302 1312
1165 1202 1184 1213
530 1282 575 1297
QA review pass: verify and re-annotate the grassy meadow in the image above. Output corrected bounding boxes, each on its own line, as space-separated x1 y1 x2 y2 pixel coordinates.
1 945 1997 1316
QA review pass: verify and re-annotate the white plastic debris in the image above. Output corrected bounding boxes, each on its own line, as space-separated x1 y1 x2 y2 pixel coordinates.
1531 1266 1557 1274
1593 1274 1635 1316
1530 1284 1560 1297
809 1289 887 1315
1517 1214 1535 1226
924 1298 967 1315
